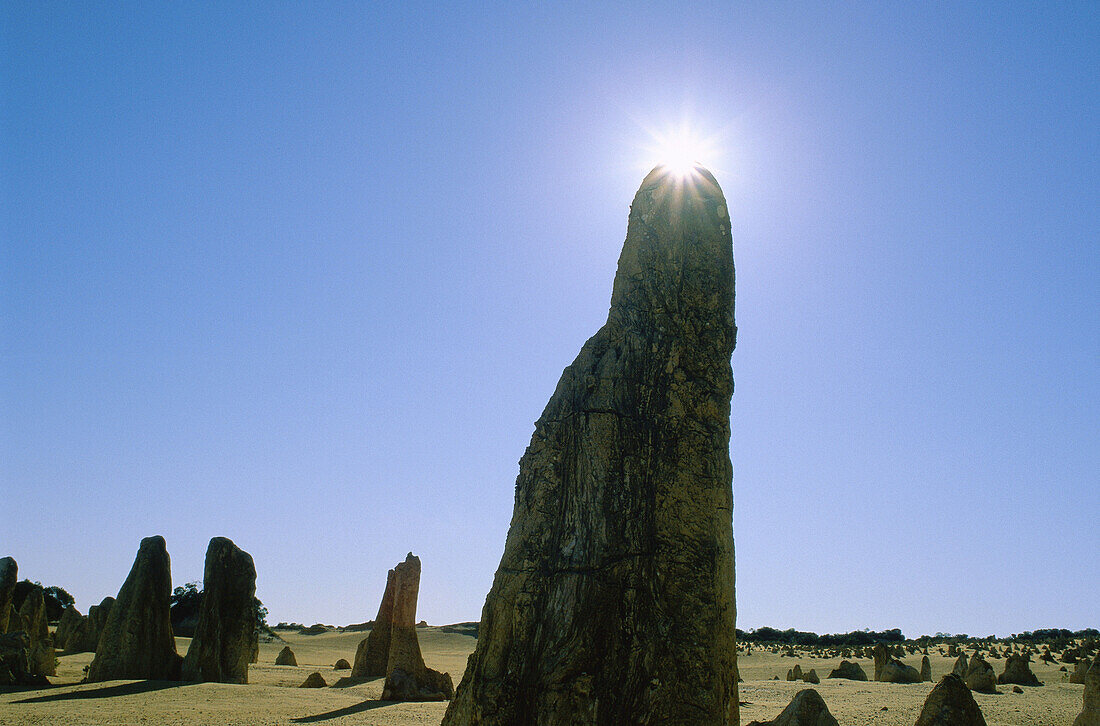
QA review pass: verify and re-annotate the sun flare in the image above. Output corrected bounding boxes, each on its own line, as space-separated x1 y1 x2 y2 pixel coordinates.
643 123 721 179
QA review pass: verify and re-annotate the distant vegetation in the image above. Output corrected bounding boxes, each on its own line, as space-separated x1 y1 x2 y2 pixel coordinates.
737 627 905 646
12 580 75 623
169 580 270 637
737 626 1099 645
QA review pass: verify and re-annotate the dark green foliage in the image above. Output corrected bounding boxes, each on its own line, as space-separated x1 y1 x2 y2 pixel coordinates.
171 581 268 636
12 581 75 623
737 627 905 646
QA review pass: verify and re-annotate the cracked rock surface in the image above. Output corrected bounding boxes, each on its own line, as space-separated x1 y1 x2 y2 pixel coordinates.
442 165 738 725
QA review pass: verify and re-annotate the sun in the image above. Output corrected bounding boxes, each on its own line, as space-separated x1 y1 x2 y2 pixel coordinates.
643 122 721 179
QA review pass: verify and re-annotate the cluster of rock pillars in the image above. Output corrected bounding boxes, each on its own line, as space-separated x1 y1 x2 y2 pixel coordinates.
3 166 1098 726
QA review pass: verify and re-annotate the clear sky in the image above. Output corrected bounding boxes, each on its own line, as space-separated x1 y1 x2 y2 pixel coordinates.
2 3 1097 638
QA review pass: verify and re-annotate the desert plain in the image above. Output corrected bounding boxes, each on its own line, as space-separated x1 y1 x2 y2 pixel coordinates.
0 625 1086 726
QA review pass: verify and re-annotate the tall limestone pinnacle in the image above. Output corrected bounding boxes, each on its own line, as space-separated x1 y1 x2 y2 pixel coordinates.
443 165 738 725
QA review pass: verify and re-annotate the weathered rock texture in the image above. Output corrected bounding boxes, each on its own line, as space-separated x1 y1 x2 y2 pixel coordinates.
746 689 838 726
18 584 56 676
0 631 47 686
998 653 1041 686
921 655 932 682
442 166 738 725
275 646 297 666
181 537 258 684
54 606 84 651
915 674 987 726
87 536 182 682
351 568 396 677
873 642 920 683
300 671 327 688
827 660 867 681
1075 656 1100 726
80 597 115 653
952 653 969 678
963 655 997 693
0 558 15 633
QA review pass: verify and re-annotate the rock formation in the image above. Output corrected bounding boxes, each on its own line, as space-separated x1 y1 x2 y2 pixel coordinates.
351 567 396 677
181 537 258 684
952 652 969 678
334 658 351 670
353 553 453 700
787 664 803 681
87 535 182 681
275 645 297 665
54 605 83 651
1075 658 1094 684
827 660 867 681
802 668 820 684
442 165 739 725
997 653 1041 686
963 655 997 693
745 689 839 726
880 658 922 684
79 596 114 653
300 671 327 688
1074 655 1100 726
921 655 932 682
915 674 987 726
18 584 56 676
0 631 47 686
0 558 15 633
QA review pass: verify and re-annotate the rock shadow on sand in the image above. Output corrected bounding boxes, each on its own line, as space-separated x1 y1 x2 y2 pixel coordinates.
291 699 395 722
12 679 189 703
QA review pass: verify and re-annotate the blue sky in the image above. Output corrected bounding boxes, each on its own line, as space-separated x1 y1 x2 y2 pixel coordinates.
2 2 1097 637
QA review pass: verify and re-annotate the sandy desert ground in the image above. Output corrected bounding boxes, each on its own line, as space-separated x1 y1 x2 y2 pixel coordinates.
0 627 1085 725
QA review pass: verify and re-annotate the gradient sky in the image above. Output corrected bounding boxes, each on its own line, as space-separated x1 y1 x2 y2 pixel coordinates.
2 3 1097 638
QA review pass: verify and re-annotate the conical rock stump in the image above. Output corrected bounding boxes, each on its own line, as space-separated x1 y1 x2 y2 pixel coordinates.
442 165 739 725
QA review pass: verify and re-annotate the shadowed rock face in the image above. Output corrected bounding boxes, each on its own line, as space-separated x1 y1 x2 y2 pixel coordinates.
997 653 1041 686
352 568 396 678
746 689 838 726
87 536 181 682
915 674 987 726
80 597 115 653
18 584 55 676
181 537 258 684
0 558 15 634
275 645 297 666
1075 656 1100 726
921 655 933 682
442 166 738 726
54 606 84 651
827 660 867 681
964 655 997 693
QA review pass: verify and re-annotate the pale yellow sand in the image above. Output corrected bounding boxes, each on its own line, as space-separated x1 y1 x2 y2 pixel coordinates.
0 630 1084 725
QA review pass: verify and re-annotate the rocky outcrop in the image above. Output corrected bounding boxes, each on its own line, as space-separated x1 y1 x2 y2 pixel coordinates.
0 558 15 633
963 655 997 693
353 553 453 700
827 660 867 681
1074 656 1100 726
746 689 839 726
998 653 1041 686
54 606 84 651
351 568 396 677
952 653 969 678
921 655 932 682
275 645 297 665
802 668 820 684
787 664 803 681
300 671 327 688
18 584 56 676
79 597 114 653
0 631 48 686
442 166 739 725
334 658 351 670
1075 659 1094 684
880 658 922 684
87 536 182 681
181 537 258 684
915 674 987 726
